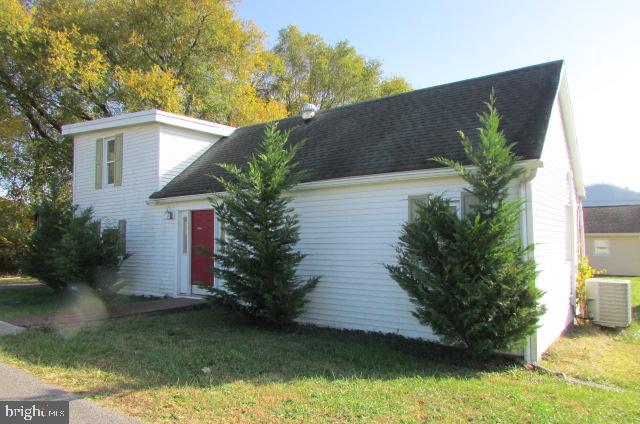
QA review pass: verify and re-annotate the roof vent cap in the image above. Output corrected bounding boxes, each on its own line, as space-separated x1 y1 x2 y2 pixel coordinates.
300 103 319 121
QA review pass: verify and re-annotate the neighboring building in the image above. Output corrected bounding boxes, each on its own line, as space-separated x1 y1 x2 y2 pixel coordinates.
61 60 584 362
584 205 640 276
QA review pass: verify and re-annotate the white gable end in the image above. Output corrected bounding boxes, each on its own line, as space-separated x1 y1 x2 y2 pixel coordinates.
158 125 221 190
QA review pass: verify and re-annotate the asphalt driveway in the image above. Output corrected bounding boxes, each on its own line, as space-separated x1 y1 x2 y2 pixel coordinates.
0 361 139 423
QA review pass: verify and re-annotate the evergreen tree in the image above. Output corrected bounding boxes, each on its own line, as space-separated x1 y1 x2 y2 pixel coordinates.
208 125 319 326
386 94 544 357
23 179 128 295
23 180 73 291
53 208 129 297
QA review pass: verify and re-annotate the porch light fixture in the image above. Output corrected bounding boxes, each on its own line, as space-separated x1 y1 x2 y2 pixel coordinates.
165 208 175 220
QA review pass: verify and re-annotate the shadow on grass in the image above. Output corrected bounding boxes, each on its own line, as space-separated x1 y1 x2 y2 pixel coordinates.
561 323 625 339
0 306 519 399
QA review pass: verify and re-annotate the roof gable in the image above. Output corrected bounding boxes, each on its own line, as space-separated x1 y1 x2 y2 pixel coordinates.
151 60 563 199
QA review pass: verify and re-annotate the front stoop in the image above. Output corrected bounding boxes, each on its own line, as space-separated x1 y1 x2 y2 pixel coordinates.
8 297 207 329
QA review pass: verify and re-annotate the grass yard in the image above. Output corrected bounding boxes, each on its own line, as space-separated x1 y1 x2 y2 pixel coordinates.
0 275 39 284
0 284 152 321
540 276 640 391
0 302 638 422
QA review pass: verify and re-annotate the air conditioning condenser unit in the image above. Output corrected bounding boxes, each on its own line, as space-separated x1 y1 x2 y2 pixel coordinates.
586 278 632 328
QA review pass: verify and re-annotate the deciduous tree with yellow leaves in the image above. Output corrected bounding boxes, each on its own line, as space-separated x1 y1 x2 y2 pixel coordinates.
0 0 410 201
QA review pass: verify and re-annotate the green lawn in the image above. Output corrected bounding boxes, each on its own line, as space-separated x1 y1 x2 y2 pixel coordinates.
0 302 638 422
0 285 152 321
540 276 640 391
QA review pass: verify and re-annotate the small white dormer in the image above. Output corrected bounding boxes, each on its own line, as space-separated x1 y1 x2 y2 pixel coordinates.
62 110 235 198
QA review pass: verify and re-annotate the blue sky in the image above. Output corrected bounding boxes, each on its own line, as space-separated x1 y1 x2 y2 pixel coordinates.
237 0 640 190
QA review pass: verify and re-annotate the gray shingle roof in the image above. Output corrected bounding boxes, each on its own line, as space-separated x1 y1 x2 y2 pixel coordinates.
150 60 563 199
584 205 640 234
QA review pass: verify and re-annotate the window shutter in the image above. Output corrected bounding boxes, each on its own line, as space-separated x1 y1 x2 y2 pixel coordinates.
114 134 123 187
408 197 422 223
118 219 126 255
95 138 103 189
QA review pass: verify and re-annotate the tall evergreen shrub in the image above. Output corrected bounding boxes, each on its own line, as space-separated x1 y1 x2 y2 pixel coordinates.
386 94 544 356
208 125 319 326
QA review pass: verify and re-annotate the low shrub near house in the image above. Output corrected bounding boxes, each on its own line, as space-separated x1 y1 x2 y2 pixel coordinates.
208 125 319 326
387 94 544 357
23 182 128 295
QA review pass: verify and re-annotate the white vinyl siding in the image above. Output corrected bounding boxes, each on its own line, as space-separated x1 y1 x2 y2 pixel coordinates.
158 125 219 189
529 95 580 358
74 124 171 295
290 180 519 339
292 181 451 339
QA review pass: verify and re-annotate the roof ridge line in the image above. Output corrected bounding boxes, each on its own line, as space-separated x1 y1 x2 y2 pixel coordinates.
236 60 565 131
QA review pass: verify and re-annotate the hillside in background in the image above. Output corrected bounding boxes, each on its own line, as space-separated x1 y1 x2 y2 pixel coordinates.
584 183 640 206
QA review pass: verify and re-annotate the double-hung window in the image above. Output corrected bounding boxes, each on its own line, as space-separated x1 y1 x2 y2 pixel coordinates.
95 134 123 189
106 138 116 185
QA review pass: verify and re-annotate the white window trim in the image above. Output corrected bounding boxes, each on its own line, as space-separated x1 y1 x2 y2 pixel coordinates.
593 239 610 257
407 193 461 223
104 136 116 188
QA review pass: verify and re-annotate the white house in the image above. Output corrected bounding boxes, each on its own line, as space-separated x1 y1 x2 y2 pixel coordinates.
62 60 584 362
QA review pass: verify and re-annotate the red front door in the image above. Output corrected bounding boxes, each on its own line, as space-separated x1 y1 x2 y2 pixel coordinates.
191 210 214 287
